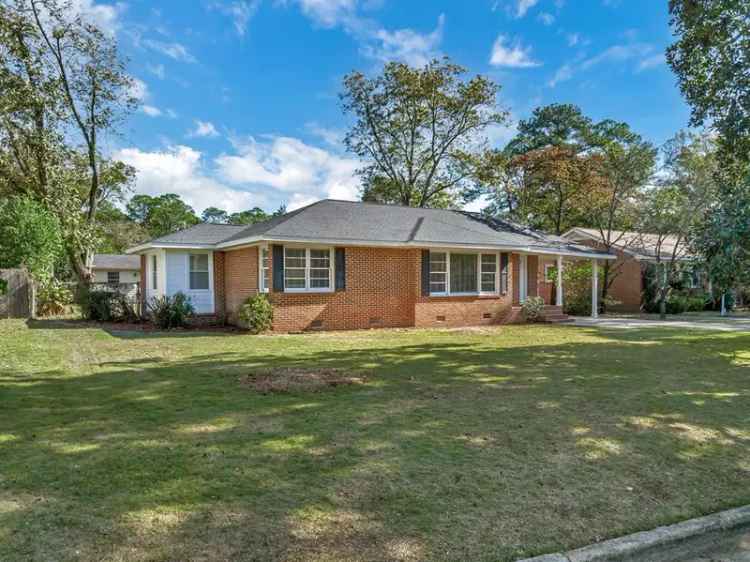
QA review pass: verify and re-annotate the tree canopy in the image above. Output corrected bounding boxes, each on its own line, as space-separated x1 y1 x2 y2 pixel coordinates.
342 57 508 208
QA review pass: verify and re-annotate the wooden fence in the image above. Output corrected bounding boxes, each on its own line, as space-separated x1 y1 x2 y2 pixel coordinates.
0 269 35 319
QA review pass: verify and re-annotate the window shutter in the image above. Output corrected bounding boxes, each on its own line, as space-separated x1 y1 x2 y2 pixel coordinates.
272 245 284 292
335 248 346 291
500 253 509 294
421 250 430 296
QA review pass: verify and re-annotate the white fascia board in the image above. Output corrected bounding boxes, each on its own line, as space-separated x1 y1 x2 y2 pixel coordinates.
217 235 616 259
125 243 216 254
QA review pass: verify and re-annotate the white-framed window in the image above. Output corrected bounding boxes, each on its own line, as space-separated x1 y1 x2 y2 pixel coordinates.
107 271 120 285
259 246 270 292
429 251 500 296
284 247 333 292
151 255 158 290
189 254 210 290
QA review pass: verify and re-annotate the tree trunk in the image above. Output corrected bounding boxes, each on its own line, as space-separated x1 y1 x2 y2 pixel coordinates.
600 261 611 314
659 262 668 320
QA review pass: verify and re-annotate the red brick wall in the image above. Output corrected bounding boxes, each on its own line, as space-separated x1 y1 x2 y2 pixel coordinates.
213 251 226 320
270 247 417 332
224 247 259 322
220 246 535 332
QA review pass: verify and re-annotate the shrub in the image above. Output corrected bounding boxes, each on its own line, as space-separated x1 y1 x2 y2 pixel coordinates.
37 279 73 317
80 287 116 321
0 278 6 296
148 292 194 329
521 296 545 322
80 286 141 322
237 294 274 333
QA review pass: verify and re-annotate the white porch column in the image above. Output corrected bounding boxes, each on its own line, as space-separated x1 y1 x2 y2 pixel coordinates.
591 259 599 319
555 255 564 307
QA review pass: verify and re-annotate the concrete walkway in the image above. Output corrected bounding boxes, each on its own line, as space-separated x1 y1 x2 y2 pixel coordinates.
570 314 750 332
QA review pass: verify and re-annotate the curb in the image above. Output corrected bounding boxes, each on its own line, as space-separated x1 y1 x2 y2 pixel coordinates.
517 505 750 562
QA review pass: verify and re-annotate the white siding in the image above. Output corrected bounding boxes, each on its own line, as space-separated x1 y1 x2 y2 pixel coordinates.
92 269 140 284
164 250 214 314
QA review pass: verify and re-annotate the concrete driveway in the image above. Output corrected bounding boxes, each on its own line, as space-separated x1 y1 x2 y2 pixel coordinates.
570 314 750 332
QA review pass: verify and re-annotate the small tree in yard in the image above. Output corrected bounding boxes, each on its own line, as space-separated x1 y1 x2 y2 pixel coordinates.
341 57 508 208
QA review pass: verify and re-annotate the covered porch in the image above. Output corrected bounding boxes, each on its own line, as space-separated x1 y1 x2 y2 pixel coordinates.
517 253 604 320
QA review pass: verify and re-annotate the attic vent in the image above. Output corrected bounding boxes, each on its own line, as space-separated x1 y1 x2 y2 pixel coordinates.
436 315 446 322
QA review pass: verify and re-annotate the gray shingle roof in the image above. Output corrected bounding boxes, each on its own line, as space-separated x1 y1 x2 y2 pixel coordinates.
147 223 247 245
92 254 141 270
130 200 613 258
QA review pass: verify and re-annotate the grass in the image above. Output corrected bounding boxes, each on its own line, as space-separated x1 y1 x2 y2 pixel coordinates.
1 319 749 561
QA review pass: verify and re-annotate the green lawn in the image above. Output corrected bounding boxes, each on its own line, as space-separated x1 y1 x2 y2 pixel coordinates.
1 320 749 562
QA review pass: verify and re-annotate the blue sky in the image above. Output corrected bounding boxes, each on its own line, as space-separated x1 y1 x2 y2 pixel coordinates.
86 0 690 215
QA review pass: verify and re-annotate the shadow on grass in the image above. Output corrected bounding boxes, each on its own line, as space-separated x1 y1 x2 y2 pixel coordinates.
1 324 749 561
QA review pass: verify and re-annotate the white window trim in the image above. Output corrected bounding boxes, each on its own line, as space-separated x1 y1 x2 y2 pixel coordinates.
284 246 335 293
429 250 500 297
259 245 270 293
187 252 211 292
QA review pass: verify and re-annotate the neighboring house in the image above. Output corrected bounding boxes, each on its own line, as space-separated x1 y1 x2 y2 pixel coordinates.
558 228 698 312
127 200 614 331
91 254 142 286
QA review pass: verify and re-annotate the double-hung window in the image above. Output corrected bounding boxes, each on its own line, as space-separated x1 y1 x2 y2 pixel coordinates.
284 247 332 291
107 271 120 285
429 251 500 296
189 254 209 290
259 247 270 292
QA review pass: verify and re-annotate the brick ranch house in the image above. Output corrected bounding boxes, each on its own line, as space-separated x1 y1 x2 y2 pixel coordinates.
127 200 614 332
549 227 698 312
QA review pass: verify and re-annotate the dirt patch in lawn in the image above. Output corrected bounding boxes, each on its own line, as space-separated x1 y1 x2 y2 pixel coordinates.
239 368 367 394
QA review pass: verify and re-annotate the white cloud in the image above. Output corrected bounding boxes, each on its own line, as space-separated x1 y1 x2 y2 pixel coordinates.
212 0 261 36
141 105 162 117
486 121 518 149
114 145 261 214
142 39 197 63
215 136 360 206
284 0 444 66
306 122 344 148
537 12 554 25
290 0 357 28
189 120 220 138
515 0 539 18
363 14 444 66
547 63 573 87
637 53 665 72
489 35 541 68
582 43 653 70
128 77 149 101
62 0 123 34
147 63 165 79
566 33 580 46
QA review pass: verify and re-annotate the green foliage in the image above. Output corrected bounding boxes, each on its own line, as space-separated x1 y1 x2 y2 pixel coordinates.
127 194 200 238
342 57 508 208
0 197 63 279
667 0 750 168
148 292 195 329
0 278 6 296
80 287 140 323
36 279 73 317
229 207 270 225
237 294 274 334
558 262 595 316
521 296 545 322
95 201 149 254
202 207 230 224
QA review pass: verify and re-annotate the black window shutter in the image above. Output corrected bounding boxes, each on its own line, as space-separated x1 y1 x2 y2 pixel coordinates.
421 250 430 296
272 245 284 292
335 248 346 291
500 253 509 294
